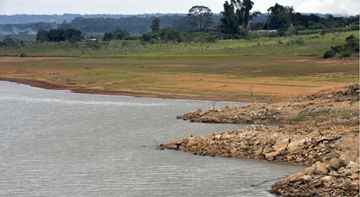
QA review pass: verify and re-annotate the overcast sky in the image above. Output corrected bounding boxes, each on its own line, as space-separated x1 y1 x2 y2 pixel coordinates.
0 0 359 15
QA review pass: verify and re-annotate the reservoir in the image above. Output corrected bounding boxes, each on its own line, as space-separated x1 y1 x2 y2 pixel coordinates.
0 81 302 197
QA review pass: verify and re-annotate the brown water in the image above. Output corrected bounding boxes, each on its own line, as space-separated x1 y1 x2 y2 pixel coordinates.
0 81 302 197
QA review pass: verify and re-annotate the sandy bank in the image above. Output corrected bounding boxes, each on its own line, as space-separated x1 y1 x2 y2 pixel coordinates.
0 77 242 102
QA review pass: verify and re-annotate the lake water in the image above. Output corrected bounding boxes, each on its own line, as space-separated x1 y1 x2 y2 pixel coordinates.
0 81 302 197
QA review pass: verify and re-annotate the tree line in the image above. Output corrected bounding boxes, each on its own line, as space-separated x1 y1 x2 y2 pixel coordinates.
36 28 82 42
33 0 359 43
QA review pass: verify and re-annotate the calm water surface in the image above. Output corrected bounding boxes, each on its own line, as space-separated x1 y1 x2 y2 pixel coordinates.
0 81 302 197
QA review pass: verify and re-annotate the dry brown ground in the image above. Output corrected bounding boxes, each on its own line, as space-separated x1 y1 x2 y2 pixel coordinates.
0 56 357 101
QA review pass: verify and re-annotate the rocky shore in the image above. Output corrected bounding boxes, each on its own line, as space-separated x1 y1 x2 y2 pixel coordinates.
161 84 359 196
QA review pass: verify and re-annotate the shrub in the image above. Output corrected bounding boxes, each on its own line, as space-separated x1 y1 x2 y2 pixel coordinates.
339 50 352 58
103 30 130 41
323 48 337 59
345 35 359 52
142 29 217 43
18 52 27 57
322 34 359 58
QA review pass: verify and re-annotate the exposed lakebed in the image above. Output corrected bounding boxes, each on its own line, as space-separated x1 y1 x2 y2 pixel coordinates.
0 81 302 197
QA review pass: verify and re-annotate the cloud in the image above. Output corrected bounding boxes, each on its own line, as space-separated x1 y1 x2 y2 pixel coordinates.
296 0 360 15
0 0 358 15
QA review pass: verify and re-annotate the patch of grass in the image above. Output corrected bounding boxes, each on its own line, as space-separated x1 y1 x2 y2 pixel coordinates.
0 31 357 58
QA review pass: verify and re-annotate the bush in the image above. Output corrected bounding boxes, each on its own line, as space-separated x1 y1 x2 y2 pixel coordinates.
182 32 217 43
323 49 337 59
103 30 130 41
18 53 27 57
322 34 359 58
345 35 359 52
142 29 218 43
1 37 23 48
339 50 352 58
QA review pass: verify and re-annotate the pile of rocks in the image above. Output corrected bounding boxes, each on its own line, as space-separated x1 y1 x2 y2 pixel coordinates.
307 84 359 102
162 84 359 196
272 159 359 196
160 126 344 165
179 105 282 124
160 127 359 196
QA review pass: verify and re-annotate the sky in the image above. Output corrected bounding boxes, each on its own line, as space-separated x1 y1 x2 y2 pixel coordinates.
0 0 359 15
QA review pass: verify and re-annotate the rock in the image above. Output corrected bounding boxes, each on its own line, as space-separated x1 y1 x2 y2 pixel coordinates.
287 139 306 153
314 161 329 175
302 175 312 181
327 158 347 170
264 137 290 160
304 165 316 175
321 175 334 183
159 141 182 150
162 84 360 197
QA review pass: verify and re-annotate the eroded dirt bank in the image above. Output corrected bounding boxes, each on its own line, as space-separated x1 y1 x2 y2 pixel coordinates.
161 84 360 196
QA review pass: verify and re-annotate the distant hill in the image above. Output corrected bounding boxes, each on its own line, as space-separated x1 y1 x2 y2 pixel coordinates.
0 14 187 25
0 14 82 24
0 14 223 36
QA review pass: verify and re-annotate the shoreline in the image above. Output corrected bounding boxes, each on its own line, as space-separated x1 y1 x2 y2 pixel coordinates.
161 84 359 196
0 77 267 102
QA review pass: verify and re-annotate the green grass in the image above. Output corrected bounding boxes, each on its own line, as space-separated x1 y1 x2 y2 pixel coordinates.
1 31 357 58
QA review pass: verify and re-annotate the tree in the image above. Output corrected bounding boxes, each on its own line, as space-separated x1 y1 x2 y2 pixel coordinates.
36 28 82 43
159 28 183 42
102 30 129 41
220 1 239 35
241 0 254 28
113 30 129 40
64 29 82 43
103 32 113 41
2 37 19 47
267 3 294 32
188 5 213 32
36 30 49 42
151 17 160 32
231 0 254 28
220 0 255 36
47 29 65 42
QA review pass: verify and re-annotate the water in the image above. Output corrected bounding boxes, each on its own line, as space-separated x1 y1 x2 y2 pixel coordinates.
0 81 302 197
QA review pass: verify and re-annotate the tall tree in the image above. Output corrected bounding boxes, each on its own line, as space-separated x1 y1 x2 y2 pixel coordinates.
220 1 239 35
221 0 254 35
151 17 160 32
267 3 294 31
241 0 254 28
231 0 254 28
188 6 213 32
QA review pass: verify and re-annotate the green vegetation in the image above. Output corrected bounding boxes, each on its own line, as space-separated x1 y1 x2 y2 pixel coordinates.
1 31 357 58
103 30 130 41
36 28 83 42
151 17 160 33
323 34 359 59
188 6 213 32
